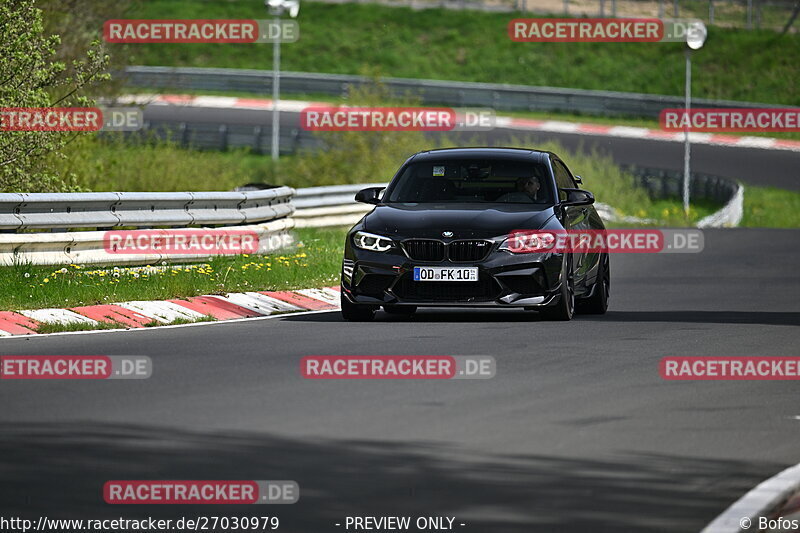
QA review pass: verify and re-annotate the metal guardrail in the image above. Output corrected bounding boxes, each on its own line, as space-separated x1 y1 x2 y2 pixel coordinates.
0 187 294 231
121 66 789 119
0 169 742 265
0 187 296 266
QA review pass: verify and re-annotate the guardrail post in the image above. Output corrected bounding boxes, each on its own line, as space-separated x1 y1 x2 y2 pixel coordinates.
291 128 301 154
219 124 228 151
180 122 189 147
253 126 263 154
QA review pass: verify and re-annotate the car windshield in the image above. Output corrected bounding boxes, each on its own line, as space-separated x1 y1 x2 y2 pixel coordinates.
384 158 554 205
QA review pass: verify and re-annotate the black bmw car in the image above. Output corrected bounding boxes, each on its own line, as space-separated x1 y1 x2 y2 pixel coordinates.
340 147 610 321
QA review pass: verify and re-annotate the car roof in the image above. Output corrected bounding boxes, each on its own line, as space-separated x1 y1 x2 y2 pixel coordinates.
409 147 551 163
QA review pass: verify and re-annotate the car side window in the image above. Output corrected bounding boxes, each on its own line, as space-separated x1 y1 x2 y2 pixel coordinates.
551 160 575 201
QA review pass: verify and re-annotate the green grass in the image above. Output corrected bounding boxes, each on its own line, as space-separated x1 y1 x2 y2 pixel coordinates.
33 315 216 334
34 320 129 334
741 185 800 228
116 1 800 105
0 227 345 312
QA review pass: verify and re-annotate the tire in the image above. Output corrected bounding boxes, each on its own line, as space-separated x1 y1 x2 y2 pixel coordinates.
540 257 575 321
341 290 376 321
383 305 417 316
579 254 609 315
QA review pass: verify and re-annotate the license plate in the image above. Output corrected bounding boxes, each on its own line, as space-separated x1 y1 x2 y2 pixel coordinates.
413 267 478 282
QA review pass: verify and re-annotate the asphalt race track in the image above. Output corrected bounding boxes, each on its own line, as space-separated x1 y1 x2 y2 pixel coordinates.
142 105 800 191
1 229 799 532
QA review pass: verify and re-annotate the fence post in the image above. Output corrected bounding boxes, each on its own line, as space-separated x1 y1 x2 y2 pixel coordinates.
709 0 714 24
612 0 617 16
600 0 605 16
673 0 679 17
564 0 569 15
747 0 753 28
659 0 665 18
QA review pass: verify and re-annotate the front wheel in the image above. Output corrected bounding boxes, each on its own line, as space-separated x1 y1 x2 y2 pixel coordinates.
341 291 376 321
540 258 575 321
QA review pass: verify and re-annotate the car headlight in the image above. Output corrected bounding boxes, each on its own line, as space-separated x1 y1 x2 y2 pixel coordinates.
353 231 393 252
499 230 556 254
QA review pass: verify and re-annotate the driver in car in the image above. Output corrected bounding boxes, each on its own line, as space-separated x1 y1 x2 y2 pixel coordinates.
497 176 543 203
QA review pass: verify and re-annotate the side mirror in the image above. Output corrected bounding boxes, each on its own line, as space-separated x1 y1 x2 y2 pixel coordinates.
574 175 583 185
559 188 594 207
355 187 384 205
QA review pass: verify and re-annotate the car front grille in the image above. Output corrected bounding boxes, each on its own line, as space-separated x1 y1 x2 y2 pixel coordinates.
393 274 497 302
448 240 492 262
403 240 445 261
402 239 492 262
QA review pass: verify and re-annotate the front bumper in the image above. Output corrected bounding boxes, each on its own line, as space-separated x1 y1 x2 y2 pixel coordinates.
342 244 564 308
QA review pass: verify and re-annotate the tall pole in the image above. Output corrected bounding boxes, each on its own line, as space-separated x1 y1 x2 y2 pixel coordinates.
271 16 281 162
683 47 692 216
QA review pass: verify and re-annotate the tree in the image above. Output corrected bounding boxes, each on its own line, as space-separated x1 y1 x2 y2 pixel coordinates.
0 0 109 192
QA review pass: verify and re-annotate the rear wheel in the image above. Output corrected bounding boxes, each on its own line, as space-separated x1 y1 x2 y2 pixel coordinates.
341 291 376 321
579 254 609 315
540 258 575 321
383 305 417 316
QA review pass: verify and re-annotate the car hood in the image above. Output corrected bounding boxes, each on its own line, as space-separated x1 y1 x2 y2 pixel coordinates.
363 203 556 239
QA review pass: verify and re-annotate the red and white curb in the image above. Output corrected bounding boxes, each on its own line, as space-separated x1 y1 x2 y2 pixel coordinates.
117 94 800 153
0 286 340 336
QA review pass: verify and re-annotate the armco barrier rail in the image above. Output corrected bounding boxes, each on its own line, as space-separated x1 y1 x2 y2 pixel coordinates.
0 188 296 266
0 169 741 265
0 187 294 230
121 66 789 119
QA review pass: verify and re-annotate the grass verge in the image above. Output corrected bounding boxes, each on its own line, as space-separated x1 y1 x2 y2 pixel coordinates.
0 227 345 312
741 186 800 228
33 315 216 335
117 1 800 105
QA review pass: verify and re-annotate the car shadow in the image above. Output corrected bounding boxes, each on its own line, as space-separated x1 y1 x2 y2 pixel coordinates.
283 309 800 327
0 422 781 533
